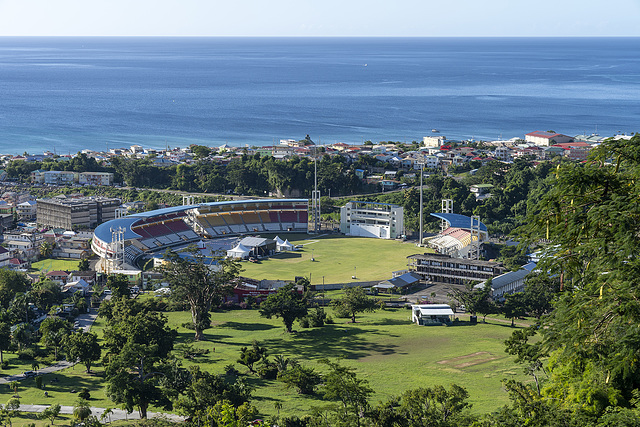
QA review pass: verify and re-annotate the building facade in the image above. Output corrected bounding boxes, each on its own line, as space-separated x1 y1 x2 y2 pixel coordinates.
340 201 403 239
408 252 504 285
37 197 121 229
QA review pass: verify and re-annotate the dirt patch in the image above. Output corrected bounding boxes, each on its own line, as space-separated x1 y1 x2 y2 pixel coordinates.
453 357 499 368
437 351 490 364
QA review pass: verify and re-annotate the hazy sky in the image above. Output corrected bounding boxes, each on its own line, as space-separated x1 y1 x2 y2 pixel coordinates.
1 0 639 37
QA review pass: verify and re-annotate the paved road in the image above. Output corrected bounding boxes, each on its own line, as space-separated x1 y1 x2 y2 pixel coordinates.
17 404 185 422
0 308 98 385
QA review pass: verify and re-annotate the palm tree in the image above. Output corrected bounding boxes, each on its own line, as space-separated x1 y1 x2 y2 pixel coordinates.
9 380 19 397
39 241 53 259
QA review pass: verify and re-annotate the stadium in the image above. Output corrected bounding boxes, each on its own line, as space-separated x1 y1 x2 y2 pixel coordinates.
92 199 309 271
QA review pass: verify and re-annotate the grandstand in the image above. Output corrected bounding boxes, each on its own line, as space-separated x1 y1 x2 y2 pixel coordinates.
426 213 488 258
92 199 309 270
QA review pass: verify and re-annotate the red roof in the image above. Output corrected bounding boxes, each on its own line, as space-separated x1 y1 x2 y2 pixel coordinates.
552 141 591 149
526 131 567 139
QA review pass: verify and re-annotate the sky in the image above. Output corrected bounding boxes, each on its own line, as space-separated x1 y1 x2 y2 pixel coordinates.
0 0 639 37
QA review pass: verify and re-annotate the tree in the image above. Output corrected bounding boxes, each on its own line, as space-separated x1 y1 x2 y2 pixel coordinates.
521 273 559 319
30 279 63 312
258 283 307 333
449 282 496 322
39 403 61 425
78 258 90 271
0 322 10 364
331 286 378 323
320 359 373 427
501 292 527 327
5 397 20 426
174 367 253 417
370 385 474 427
39 241 53 259
40 316 71 360
104 305 177 418
278 364 322 395
237 341 267 374
515 135 640 417
159 247 240 340
0 269 28 309
63 331 101 373
107 274 131 299
73 398 92 423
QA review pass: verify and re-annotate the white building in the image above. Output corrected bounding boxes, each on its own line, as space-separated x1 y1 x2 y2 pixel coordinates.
340 201 403 239
422 136 447 148
525 131 573 146
78 172 114 186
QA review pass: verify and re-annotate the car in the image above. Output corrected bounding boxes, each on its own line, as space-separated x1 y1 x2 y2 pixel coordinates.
23 370 36 377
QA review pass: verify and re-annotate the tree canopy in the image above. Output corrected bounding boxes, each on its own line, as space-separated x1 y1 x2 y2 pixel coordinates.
159 247 240 340
258 283 307 333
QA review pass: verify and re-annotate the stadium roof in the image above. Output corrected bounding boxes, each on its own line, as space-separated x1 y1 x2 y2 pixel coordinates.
93 199 308 245
430 213 487 232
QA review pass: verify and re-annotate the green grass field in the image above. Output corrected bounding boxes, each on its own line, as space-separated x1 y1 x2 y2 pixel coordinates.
1 307 529 420
31 258 80 272
239 234 429 285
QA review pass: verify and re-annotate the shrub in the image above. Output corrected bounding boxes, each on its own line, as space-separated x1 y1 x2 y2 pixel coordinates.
325 316 334 324
78 388 91 400
278 364 322 395
299 317 310 328
181 322 195 330
0 360 9 370
332 303 351 318
308 307 327 327
258 360 278 380
35 376 43 389
224 364 239 376
17 348 36 360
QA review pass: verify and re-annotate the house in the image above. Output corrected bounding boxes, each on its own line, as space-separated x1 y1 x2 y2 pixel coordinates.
68 270 96 285
46 270 69 284
470 184 494 200
63 279 91 296
0 246 11 268
411 304 455 325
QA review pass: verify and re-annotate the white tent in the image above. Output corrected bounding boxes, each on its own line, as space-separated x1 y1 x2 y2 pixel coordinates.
226 243 251 259
274 236 285 246
279 239 295 251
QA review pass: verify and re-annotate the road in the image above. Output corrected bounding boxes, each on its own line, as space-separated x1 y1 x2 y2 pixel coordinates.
0 308 98 385
16 404 185 422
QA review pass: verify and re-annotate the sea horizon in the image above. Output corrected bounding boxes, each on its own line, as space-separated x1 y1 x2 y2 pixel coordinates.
1 36 638 155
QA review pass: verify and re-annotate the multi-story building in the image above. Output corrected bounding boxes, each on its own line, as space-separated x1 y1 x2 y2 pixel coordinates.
36 196 121 230
78 172 114 186
44 171 77 185
16 200 37 221
407 252 504 285
340 201 403 239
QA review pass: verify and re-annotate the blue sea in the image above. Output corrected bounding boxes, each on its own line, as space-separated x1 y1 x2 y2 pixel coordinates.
0 37 639 155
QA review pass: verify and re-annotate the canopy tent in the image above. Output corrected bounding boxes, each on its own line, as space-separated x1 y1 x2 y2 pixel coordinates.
274 236 285 246
226 243 251 259
278 239 295 251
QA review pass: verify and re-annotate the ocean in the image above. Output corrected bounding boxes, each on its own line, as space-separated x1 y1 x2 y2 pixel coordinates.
0 37 638 155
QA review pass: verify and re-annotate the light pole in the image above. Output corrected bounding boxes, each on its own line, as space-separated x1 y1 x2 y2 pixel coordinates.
418 159 424 247
352 266 357 279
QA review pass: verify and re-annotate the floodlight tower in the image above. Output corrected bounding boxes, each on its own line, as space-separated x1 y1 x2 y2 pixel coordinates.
310 137 321 233
109 226 125 272
469 215 481 260
441 199 453 233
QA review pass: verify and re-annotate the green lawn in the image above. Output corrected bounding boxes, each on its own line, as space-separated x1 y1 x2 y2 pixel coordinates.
240 234 428 286
31 258 80 272
1 307 528 420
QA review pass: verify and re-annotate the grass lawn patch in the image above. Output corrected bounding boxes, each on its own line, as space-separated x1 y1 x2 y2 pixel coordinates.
6 305 528 420
239 234 429 285
31 258 80 273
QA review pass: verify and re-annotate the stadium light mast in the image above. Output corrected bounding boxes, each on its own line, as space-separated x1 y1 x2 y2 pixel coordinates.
418 156 425 247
